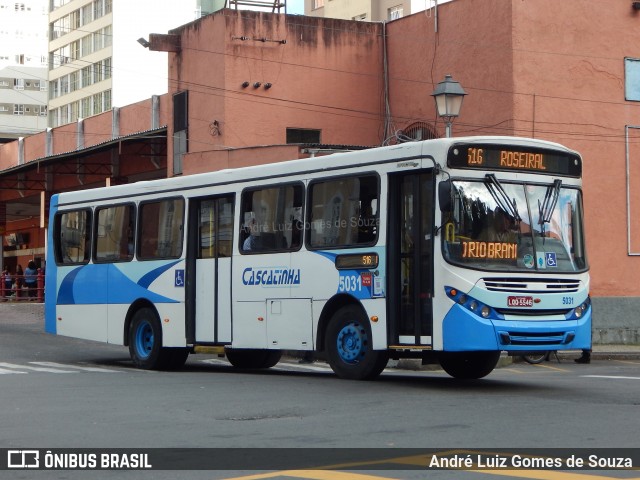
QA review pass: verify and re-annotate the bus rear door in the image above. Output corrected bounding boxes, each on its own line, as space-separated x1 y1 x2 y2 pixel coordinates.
186 195 234 344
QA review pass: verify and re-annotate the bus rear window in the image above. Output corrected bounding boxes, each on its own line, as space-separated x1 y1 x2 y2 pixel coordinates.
137 198 185 260
55 209 92 265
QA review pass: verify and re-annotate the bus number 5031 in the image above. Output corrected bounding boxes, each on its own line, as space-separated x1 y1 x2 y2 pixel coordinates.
339 275 362 293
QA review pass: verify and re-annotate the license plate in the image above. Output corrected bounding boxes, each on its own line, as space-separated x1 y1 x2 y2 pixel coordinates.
507 296 533 307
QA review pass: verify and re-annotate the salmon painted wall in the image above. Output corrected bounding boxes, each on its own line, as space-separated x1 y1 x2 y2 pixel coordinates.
386 0 515 139
510 0 640 298
167 10 384 176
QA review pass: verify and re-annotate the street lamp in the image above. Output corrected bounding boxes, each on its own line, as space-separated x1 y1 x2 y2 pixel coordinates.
431 74 467 138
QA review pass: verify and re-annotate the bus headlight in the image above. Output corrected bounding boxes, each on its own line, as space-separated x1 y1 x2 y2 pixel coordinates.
571 298 590 320
445 286 499 320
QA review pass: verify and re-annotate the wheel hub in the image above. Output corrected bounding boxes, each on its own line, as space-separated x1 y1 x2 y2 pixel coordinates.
135 321 154 359
336 322 367 364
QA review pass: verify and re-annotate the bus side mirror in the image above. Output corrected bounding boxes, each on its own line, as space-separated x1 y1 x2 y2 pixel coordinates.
438 180 452 212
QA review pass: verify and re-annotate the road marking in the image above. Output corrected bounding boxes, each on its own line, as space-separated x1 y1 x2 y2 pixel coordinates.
221 470 400 480
0 367 27 375
30 361 122 373
582 375 640 381
0 362 78 373
474 469 640 480
529 363 570 373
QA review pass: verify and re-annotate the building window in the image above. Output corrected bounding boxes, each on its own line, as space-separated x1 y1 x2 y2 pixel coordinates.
353 13 367 21
81 3 92 25
69 71 78 91
388 5 403 20
92 92 102 114
81 65 91 87
625 57 640 101
103 57 111 79
13 104 25 115
313 0 323 8
286 128 321 144
81 96 90 117
173 91 188 175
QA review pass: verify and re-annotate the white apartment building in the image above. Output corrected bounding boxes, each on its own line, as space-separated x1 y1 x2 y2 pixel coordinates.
304 0 447 22
47 0 204 127
0 0 48 140
304 0 411 21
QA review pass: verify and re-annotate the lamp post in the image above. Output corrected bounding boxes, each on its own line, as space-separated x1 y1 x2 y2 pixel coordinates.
431 74 467 138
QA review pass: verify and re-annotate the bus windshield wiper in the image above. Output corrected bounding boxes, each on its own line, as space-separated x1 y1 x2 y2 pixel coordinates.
484 174 522 222
539 179 562 225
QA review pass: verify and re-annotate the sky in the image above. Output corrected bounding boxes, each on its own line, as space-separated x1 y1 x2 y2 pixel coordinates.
288 0 304 14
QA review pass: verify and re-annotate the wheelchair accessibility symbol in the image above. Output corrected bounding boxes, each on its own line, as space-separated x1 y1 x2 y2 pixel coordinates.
175 269 185 287
545 252 557 267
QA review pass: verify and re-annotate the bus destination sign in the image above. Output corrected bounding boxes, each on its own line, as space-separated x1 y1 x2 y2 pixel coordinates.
447 143 582 177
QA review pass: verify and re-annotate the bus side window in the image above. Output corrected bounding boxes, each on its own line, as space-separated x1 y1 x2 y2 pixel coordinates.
95 204 135 262
240 183 304 253
138 198 185 260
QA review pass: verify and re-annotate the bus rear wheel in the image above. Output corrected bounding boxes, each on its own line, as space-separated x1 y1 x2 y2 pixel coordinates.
439 351 500 379
325 305 388 380
226 349 282 369
128 308 189 370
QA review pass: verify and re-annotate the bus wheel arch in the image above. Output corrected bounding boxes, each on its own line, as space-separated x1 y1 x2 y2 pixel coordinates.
316 294 361 352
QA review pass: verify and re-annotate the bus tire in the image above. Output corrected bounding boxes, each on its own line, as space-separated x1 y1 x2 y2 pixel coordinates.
128 308 189 370
521 352 548 364
439 351 500 379
226 349 282 369
129 308 164 369
325 305 388 380
163 348 190 370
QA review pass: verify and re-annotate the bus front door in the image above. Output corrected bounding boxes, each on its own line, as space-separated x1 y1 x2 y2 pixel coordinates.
187 195 234 344
388 171 434 346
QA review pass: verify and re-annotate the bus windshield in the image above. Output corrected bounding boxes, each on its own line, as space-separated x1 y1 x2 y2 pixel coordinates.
442 179 588 272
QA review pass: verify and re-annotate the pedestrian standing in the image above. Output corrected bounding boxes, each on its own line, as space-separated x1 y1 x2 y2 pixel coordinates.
16 264 23 289
24 261 38 299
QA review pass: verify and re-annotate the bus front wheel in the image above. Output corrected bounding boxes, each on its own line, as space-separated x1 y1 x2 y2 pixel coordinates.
439 351 500 379
325 305 388 380
128 308 189 370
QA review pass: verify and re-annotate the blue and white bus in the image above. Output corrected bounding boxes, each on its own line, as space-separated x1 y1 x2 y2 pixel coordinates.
45 136 591 379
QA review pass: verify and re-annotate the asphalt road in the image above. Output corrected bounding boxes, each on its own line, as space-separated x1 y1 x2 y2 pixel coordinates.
1 304 640 480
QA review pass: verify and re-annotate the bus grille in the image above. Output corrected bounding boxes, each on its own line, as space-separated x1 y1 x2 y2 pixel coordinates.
499 331 572 346
494 308 571 316
482 277 580 294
